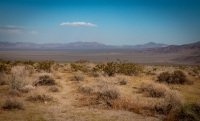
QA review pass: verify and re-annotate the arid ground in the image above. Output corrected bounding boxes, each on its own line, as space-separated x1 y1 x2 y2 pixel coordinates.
0 60 200 121
0 49 192 65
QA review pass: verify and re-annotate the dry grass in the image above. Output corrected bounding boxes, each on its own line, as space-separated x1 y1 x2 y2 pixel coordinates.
27 92 53 102
1 98 24 110
139 82 169 98
71 72 85 81
34 75 56 86
0 61 199 121
48 86 59 92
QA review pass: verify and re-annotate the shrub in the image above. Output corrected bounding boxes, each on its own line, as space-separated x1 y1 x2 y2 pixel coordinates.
9 66 29 90
8 89 20 96
0 73 9 85
27 93 53 102
37 60 54 72
178 101 200 121
98 88 120 100
139 82 167 98
79 86 93 94
171 70 189 84
118 63 143 76
70 63 90 73
34 75 56 86
49 86 59 92
119 80 127 85
0 62 9 72
157 70 190 84
71 73 85 81
103 62 117 76
93 62 143 76
2 98 24 110
21 85 35 93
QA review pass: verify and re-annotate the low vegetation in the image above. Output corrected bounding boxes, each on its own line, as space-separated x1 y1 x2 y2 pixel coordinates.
37 60 54 72
157 70 191 84
1 98 24 110
34 75 56 86
27 92 53 102
0 60 199 121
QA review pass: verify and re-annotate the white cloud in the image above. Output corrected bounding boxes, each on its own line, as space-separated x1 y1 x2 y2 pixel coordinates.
0 29 22 34
0 25 35 34
0 25 28 29
60 22 97 27
29 31 38 35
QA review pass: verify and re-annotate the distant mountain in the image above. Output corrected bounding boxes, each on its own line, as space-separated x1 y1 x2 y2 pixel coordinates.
146 41 200 64
0 41 167 50
148 41 200 54
122 42 168 49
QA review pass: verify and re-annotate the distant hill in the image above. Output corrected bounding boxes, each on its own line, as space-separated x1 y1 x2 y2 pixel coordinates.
0 41 168 50
146 41 200 64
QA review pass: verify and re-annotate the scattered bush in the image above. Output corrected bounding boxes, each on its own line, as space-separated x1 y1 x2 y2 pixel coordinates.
92 61 143 76
8 89 21 96
34 75 56 86
9 66 30 90
71 73 85 81
27 93 53 102
0 73 9 85
70 62 90 73
21 85 35 93
117 62 143 76
37 60 54 72
176 101 200 121
79 86 93 94
0 62 10 72
157 70 190 84
118 77 128 85
49 86 59 92
98 88 120 100
139 82 168 98
1 98 24 110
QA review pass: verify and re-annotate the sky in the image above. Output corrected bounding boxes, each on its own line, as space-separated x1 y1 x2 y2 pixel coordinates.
0 0 200 45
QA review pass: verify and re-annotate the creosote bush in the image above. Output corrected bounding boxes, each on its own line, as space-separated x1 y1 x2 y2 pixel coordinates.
1 98 24 110
139 82 167 98
167 101 200 121
71 73 85 81
70 62 90 73
98 88 120 100
157 70 190 84
177 102 200 121
93 61 143 76
49 86 59 92
37 60 54 72
27 93 53 102
34 75 56 86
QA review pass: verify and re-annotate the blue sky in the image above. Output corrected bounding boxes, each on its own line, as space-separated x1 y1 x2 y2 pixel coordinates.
0 0 200 45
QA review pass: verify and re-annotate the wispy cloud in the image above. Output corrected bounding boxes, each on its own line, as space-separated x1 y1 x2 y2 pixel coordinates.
0 25 29 30
0 25 37 34
29 31 38 35
60 22 97 27
0 29 22 34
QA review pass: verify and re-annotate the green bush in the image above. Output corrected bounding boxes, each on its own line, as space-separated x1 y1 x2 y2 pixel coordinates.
157 70 190 84
70 63 90 73
174 102 200 121
34 75 56 86
118 62 142 76
0 63 9 72
92 61 143 76
71 73 85 81
37 60 54 72
103 62 118 76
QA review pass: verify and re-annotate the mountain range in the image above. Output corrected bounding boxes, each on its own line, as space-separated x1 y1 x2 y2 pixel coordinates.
0 41 168 50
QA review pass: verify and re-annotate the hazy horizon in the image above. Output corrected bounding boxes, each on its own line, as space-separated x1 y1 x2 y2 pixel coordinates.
0 0 200 45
